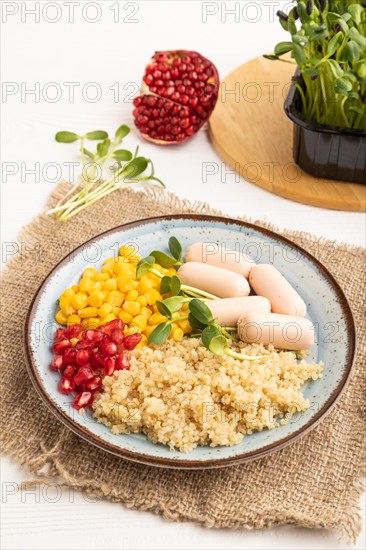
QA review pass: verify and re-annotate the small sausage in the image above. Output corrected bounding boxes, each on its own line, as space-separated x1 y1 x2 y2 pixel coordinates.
237 311 315 350
207 296 271 326
185 242 255 279
177 262 250 298
249 264 307 317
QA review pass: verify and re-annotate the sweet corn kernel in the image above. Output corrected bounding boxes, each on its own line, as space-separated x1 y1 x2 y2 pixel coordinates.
148 312 167 326
59 297 76 317
83 267 99 279
140 306 152 320
98 303 113 317
119 244 138 257
124 325 140 336
94 272 109 282
137 276 154 294
88 289 104 308
136 295 148 307
144 288 162 306
71 285 80 293
113 306 121 316
181 302 189 311
152 304 159 313
78 307 99 319
117 275 134 293
67 314 81 326
99 313 116 324
81 318 99 329
55 310 67 325
103 257 115 267
92 281 102 289
123 301 140 316
71 292 89 310
177 319 192 334
131 280 138 290
61 288 75 298
101 266 114 276
171 326 184 342
106 290 124 307
126 289 139 301
131 315 147 331
70 337 79 347
119 310 133 324
79 277 93 292
103 278 117 291
167 268 176 276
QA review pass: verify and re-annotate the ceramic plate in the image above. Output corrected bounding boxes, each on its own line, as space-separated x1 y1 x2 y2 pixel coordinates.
25 215 356 469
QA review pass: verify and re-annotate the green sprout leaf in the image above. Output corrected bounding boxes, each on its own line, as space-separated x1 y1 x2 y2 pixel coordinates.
160 276 172 294
168 236 183 262
156 301 172 319
150 250 180 268
96 138 111 159
160 296 188 314
188 313 207 331
115 124 130 142
120 157 149 179
82 148 95 160
55 131 80 143
85 130 109 140
188 299 214 325
136 256 155 278
148 322 171 345
113 149 133 162
274 41 293 56
170 275 181 296
202 326 227 356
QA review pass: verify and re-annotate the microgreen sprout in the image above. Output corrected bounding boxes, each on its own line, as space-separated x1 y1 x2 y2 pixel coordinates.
47 124 165 221
265 0 366 130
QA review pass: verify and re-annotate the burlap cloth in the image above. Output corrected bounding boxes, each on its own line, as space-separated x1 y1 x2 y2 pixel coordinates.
1 183 365 542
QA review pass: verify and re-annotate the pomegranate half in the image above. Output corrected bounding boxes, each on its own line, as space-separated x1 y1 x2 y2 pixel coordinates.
133 50 220 145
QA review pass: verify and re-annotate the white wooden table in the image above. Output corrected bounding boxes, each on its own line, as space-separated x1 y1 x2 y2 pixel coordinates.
1 2 365 548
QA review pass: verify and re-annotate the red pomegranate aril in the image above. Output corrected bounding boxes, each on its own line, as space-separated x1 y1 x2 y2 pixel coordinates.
85 376 102 392
54 328 65 342
74 367 94 386
51 355 64 371
63 347 77 365
52 339 71 355
110 329 124 345
104 357 116 376
63 324 83 339
115 352 130 371
91 350 104 369
100 319 124 336
73 391 93 410
63 365 77 379
76 339 93 350
76 348 92 367
101 341 118 357
133 50 219 145
58 376 75 395
123 333 142 350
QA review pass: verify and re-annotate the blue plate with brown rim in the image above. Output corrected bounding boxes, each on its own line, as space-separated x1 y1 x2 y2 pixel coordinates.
24 215 356 469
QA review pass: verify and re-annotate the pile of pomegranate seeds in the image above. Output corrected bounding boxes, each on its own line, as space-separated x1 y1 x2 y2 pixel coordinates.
51 320 141 410
133 50 219 144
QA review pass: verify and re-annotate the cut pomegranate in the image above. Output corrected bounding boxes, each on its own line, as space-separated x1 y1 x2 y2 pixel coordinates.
133 50 219 145
115 352 130 371
50 355 64 371
73 391 93 410
64 324 83 339
76 348 92 367
74 367 94 387
123 333 142 350
85 376 103 392
103 357 116 376
52 339 71 355
58 376 75 394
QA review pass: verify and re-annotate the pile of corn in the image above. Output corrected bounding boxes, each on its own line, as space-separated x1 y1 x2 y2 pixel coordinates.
55 245 191 349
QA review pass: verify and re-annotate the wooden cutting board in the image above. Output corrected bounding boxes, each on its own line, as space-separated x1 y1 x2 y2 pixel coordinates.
209 56 366 212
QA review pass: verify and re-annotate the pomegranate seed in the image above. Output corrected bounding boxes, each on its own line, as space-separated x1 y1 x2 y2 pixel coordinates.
51 355 64 370
91 350 104 369
83 329 103 344
63 324 82 339
58 376 75 395
76 348 92 367
101 341 118 357
52 339 71 355
115 352 130 371
63 348 77 365
76 339 93 350
110 329 124 345
74 367 94 386
123 333 142 350
54 328 65 342
85 376 102 392
63 365 77 379
73 391 93 410
100 319 124 336
103 357 115 376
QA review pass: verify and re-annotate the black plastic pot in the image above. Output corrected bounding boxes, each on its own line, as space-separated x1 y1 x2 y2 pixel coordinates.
284 78 366 184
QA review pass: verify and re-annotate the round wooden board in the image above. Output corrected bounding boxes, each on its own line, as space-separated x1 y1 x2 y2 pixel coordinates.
209 56 366 212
